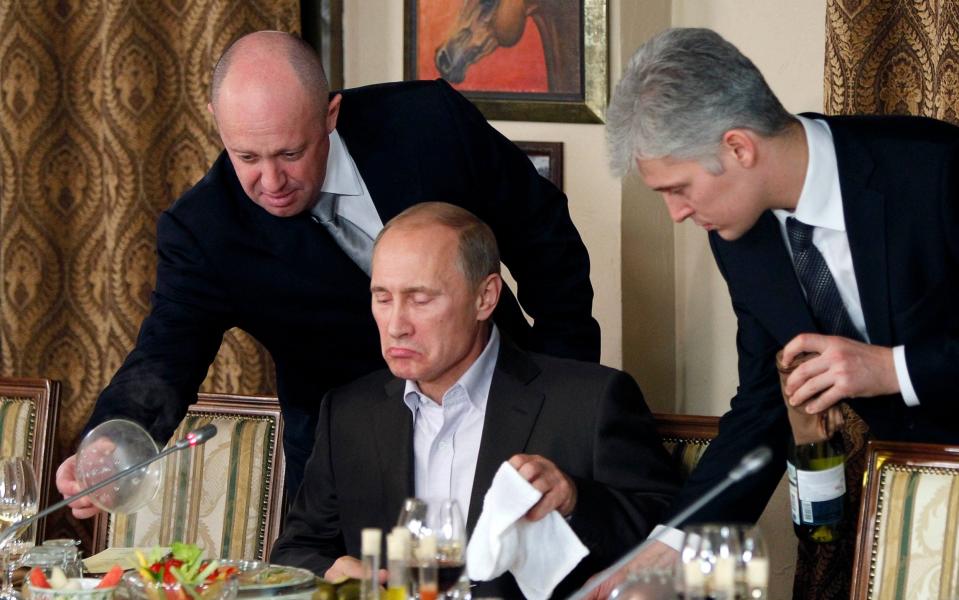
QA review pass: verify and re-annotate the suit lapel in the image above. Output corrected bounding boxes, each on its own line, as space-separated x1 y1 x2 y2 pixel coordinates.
831 121 893 346
714 212 817 344
373 377 415 521
466 341 544 533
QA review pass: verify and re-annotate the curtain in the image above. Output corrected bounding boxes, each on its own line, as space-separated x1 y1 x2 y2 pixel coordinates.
826 0 959 123
802 1 959 597
0 0 297 543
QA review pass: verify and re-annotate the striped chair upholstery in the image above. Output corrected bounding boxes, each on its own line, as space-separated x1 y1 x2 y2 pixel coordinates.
851 440 959 600
101 393 285 560
0 377 60 540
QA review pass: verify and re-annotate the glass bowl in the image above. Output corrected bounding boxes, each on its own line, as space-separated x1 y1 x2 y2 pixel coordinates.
27 579 117 600
119 571 238 600
75 419 162 513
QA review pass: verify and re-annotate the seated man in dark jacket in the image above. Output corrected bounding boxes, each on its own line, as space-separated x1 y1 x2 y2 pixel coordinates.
271 202 679 599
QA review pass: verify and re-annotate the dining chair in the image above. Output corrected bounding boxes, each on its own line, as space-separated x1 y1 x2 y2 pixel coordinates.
850 440 959 600
0 377 60 540
94 393 286 560
653 412 796 598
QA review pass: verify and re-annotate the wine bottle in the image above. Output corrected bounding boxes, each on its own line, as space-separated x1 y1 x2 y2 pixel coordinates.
787 433 846 543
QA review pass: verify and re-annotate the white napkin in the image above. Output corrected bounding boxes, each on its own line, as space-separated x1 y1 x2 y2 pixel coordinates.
466 462 589 600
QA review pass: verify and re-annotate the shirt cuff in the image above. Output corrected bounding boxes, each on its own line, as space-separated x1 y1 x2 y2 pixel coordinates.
893 345 919 407
649 524 686 552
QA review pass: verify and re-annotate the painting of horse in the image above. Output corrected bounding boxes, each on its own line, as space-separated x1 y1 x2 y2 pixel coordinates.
409 0 582 96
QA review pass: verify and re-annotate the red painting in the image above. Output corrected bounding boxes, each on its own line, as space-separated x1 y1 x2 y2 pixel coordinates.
406 0 582 97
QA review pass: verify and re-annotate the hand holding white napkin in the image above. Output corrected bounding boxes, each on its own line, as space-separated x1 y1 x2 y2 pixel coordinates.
466 462 588 600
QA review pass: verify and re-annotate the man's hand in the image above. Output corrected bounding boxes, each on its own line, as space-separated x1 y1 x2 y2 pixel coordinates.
323 556 388 584
583 540 679 600
781 334 899 413
55 455 101 520
508 454 577 520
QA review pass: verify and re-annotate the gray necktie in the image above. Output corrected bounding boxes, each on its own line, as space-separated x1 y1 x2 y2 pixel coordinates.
786 217 862 341
313 192 374 276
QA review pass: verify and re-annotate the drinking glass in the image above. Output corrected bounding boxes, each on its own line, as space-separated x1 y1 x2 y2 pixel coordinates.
675 524 740 600
0 457 39 600
738 526 768 599
75 419 162 513
398 498 467 599
426 499 466 596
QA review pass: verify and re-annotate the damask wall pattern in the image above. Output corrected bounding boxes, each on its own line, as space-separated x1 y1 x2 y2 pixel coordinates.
825 0 959 124
0 1 297 539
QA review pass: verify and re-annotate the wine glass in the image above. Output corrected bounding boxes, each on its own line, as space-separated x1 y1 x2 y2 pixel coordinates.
675 524 740 600
738 525 768 599
396 497 429 538
74 419 162 513
0 457 39 600
425 499 467 597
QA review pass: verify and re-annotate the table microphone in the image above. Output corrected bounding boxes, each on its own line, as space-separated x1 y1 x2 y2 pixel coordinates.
0 424 218 546
567 445 773 600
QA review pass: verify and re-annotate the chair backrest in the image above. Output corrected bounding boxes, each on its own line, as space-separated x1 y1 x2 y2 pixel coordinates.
851 440 959 600
0 377 60 540
653 413 720 479
98 393 286 559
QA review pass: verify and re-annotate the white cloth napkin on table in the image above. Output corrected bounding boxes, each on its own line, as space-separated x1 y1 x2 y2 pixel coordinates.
466 462 589 600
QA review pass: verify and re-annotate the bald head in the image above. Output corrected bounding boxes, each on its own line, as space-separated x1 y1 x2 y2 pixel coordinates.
211 31 329 112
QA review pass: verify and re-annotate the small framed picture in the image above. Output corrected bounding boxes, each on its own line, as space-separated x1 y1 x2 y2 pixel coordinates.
515 141 563 191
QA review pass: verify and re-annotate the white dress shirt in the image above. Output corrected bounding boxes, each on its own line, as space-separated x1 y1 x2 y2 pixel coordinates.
772 115 918 406
404 326 501 520
309 130 383 239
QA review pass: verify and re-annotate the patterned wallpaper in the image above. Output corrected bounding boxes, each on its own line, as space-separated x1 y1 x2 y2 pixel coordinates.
0 0 297 542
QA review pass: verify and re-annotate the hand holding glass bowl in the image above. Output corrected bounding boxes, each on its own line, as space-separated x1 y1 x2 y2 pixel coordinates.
74 420 164 514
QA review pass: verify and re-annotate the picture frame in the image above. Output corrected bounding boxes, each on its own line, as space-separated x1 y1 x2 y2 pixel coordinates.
515 141 564 190
404 0 608 123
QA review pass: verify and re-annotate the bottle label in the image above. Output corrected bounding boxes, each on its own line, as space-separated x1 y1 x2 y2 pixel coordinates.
787 462 801 525
795 463 845 525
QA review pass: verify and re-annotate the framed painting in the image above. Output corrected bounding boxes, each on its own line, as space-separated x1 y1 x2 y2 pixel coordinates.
515 141 563 190
404 0 608 123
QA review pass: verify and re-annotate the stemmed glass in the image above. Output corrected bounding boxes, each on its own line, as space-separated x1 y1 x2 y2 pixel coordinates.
0 457 39 600
675 524 740 600
738 526 768 599
397 498 467 599
426 499 467 595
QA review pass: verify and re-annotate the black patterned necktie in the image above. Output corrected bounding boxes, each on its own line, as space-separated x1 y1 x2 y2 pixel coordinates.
313 192 374 276
785 217 862 341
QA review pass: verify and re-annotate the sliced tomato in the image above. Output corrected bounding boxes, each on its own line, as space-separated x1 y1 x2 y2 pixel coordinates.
96 565 124 589
28 567 51 589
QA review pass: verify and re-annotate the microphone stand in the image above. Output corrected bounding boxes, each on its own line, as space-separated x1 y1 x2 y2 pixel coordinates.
0 424 217 548
567 445 774 600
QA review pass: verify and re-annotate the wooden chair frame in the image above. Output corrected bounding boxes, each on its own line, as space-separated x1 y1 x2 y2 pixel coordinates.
0 376 60 541
850 440 959 600
653 412 720 443
93 392 286 558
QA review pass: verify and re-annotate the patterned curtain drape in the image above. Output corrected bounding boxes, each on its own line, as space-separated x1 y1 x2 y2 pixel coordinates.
0 1 297 543
804 1 959 598
825 0 959 123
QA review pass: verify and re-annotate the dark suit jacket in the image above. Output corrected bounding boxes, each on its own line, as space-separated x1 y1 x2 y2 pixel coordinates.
271 339 680 599
671 114 959 523
84 80 600 494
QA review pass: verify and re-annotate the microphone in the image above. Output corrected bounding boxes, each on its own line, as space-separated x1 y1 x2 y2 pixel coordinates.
567 445 774 600
0 424 219 546
174 424 217 449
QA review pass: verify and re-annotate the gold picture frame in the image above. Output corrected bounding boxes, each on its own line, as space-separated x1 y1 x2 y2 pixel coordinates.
404 0 608 123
